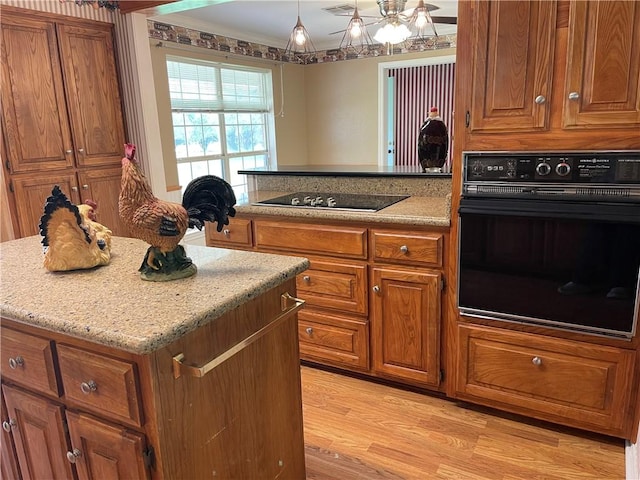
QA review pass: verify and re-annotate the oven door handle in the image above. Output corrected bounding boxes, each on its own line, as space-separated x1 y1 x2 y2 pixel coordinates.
458 197 640 223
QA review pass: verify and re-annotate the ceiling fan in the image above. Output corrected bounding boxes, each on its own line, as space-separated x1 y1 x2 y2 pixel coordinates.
330 0 457 46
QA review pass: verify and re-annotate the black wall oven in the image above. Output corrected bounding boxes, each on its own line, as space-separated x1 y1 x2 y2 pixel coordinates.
458 151 640 339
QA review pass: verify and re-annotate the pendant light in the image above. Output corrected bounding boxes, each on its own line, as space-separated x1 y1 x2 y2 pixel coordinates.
284 0 316 64
407 0 439 47
339 1 374 57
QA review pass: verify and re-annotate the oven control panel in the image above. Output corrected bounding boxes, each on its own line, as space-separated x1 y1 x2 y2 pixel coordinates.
464 151 640 184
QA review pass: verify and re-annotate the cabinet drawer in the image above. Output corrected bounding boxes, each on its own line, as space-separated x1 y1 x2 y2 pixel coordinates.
297 258 367 315
456 325 636 435
371 230 443 267
206 217 252 247
57 344 143 426
0 327 60 397
254 220 367 259
298 310 369 371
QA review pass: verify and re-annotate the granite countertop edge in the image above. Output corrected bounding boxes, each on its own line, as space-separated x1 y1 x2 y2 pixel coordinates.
1 237 310 355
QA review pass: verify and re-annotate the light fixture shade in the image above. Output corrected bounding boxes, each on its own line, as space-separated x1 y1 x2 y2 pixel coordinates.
339 7 374 57
284 16 316 63
374 18 411 45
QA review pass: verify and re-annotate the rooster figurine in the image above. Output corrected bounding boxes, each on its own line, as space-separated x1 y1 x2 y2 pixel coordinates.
39 187 113 272
119 143 236 281
418 106 449 173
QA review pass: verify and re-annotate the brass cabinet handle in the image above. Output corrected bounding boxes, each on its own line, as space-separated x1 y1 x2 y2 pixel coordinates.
71 186 79 192
78 148 85 153
568 92 580 100
172 293 305 379
65 149 73 154
400 245 409 253
534 95 546 104
66 449 82 464
372 285 380 293
303 275 311 282
532 356 542 366
223 229 230 236
8 356 24 369
80 380 97 394
82 184 89 190
305 327 313 335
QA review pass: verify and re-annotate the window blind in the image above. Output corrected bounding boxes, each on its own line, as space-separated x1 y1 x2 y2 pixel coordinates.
167 56 270 112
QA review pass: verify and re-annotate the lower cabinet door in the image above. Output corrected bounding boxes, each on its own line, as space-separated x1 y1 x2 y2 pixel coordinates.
371 267 441 387
1 389 21 480
66 411 149 480
2 384 74 480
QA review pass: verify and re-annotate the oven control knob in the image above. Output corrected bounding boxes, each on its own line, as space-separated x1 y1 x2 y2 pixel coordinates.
536 162 552 176
555 162 571 176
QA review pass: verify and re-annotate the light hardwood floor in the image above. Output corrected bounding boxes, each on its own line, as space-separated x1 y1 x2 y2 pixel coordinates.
300 366 626 480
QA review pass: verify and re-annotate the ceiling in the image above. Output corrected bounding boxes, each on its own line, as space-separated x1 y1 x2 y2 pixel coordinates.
149 0 458 51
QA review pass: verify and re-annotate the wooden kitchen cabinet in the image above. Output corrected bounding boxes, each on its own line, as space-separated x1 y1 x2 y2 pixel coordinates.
1 7 128 237
459 0 640 149
371 267 441 387
208 216 448 390
563 1 640 128
0 390 21 480
66 411 149 480
469 0 556 133
2 384 74 480
456 324 637 438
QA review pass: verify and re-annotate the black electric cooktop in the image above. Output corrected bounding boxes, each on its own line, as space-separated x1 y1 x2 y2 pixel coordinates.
252 192 409 212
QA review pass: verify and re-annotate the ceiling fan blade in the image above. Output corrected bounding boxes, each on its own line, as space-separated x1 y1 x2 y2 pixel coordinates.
430 16 457 25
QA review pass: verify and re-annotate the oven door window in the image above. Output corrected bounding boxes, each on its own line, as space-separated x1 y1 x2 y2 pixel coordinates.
458 199 640 338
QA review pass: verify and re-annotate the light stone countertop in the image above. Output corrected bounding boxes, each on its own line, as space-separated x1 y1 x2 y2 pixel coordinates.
239 191 452 227
0 236 309 354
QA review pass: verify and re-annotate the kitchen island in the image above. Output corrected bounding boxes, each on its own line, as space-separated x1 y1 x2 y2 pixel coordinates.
0 236 309 479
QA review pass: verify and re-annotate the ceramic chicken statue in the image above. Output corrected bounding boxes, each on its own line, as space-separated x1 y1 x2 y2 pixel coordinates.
418 106 449 173
39 186 113 272
119 143 237 281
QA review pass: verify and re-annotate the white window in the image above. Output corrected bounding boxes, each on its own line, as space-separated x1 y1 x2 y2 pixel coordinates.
166 56 274 203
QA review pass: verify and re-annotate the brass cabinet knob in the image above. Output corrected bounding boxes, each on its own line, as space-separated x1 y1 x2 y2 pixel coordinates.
65 149 73 154
305 327 313 335
71 186 79 192
80 380 97 394
568 92 580 100
532 356 542 366
82 184 89 190
8 356 24 369
303 275 311 282
223 229 230 236
77 148 85 153
66 449 82 464
400 245 409 254
534 95 546 104
2 419 16 432
372 285 380 293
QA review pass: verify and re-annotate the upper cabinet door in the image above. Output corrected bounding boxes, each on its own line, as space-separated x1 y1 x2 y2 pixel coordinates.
56 24 126 168
470 0 557 133
0 15 74 173
564 1 640 128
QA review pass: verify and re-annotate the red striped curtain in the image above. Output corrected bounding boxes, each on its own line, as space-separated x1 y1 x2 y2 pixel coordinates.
389 63 455 171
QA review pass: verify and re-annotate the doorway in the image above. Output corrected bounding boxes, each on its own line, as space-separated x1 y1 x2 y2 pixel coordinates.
378 55 456 171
